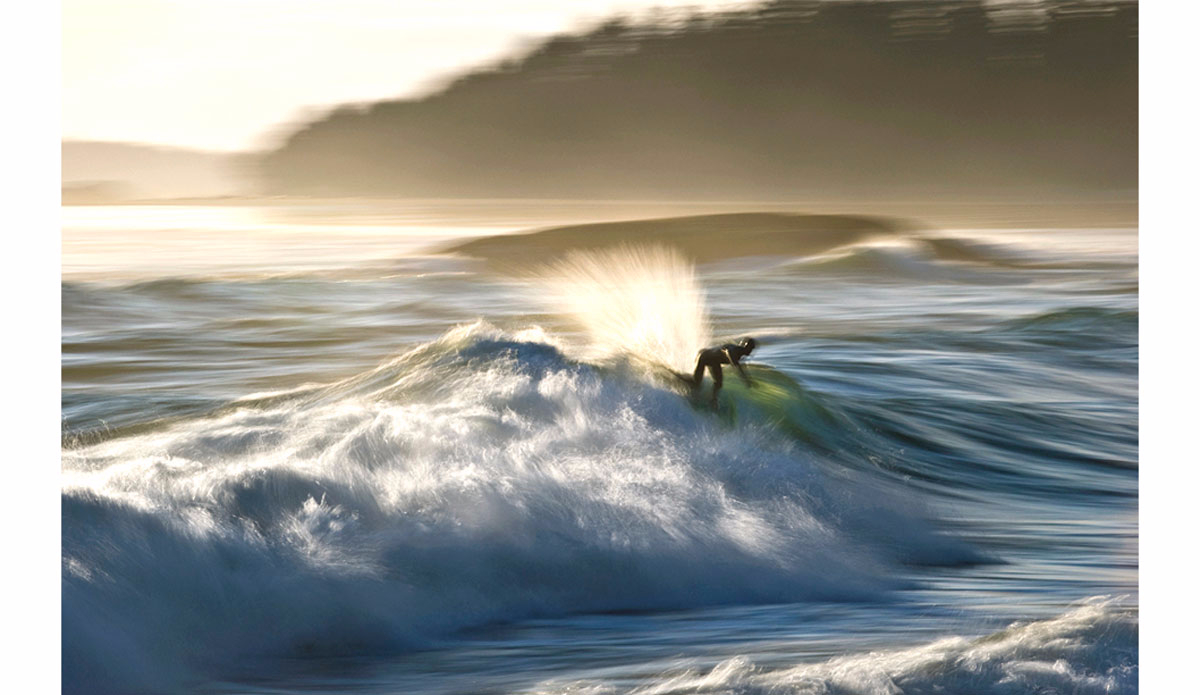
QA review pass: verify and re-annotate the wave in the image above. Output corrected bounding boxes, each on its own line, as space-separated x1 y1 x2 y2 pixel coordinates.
62 255 481 294
795 242 964 281
920 235 1031 267
61 322 977 694
1002 306 1138 335
991 306 1139 353
441 213 911 266
533 596 1137 694
437 212 1122 280
792 234 1086 282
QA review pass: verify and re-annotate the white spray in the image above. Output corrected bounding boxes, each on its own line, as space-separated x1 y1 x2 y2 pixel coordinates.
538 245 712 372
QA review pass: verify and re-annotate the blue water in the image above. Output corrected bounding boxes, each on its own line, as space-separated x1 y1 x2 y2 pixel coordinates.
61 205 1137 694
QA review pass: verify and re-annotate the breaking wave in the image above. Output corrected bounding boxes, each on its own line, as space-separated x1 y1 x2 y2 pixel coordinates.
533 597 1137 694
62 321 975 694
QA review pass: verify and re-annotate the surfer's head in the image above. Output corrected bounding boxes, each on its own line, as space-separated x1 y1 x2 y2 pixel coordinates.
739 337 757 353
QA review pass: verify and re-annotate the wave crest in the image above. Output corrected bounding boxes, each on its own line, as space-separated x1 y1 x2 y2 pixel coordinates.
534 597 1137 694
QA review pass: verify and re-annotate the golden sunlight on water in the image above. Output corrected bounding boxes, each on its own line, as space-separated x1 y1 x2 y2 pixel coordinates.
60 205 519 280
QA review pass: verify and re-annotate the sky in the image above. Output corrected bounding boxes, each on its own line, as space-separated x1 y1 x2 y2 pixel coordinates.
62 0 748 152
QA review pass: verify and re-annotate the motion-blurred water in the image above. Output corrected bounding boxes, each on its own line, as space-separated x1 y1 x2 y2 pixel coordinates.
62 203 1137 694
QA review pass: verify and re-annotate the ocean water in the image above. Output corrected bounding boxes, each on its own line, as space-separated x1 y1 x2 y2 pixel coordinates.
61 202 1138 694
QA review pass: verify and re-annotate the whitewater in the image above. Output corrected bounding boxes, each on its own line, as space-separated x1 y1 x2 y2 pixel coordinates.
61 203 1138 694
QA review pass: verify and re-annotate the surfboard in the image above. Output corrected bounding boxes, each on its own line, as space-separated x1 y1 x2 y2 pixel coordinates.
671 364 834 435
655 363 824 432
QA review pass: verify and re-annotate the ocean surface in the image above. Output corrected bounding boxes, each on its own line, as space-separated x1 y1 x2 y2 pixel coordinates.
61 202 1138 694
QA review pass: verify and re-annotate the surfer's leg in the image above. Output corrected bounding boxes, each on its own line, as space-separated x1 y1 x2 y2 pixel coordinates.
692 360 705 391
710 364 723 407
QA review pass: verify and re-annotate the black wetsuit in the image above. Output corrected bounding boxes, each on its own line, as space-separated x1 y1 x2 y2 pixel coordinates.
692 343 753 405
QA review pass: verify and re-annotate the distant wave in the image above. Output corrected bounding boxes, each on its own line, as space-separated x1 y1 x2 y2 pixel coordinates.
786 239 1035 286
442 213 912 266
1002 306 1139 335
439 212 1129 281
991 306 1140 352
920 236 1030 266
533 596 1137 694
797 242 954 279
62 322 976 695
62 255 481 290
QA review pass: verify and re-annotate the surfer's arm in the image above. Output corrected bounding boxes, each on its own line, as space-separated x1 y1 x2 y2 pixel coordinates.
729 352 754 387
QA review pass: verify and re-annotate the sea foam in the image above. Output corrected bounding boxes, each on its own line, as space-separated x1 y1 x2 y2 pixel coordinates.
531 596 1137 694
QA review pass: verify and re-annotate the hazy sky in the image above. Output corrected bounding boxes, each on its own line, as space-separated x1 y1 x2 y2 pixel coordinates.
63 0 747 152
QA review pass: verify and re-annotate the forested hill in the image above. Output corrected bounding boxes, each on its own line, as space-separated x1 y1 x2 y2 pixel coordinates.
258 0 1137 200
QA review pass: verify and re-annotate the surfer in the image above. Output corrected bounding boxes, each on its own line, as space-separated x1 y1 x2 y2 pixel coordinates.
689 337 756 408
